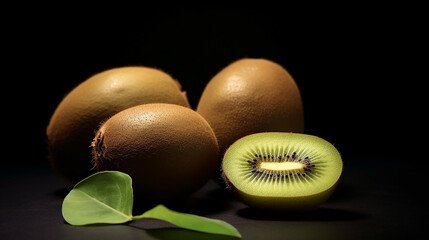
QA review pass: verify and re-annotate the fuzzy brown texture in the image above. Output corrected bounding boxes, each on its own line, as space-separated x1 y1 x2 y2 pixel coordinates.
46 67 190 182
92 103 219 201
197 58 304 155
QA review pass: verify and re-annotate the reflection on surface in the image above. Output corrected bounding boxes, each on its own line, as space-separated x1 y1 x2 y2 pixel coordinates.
58 223 240 240
146 228 239 240
237 207 365 221
56 225 145 240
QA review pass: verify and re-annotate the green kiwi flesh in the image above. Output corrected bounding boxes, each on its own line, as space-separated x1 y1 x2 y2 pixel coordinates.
222 132 342 211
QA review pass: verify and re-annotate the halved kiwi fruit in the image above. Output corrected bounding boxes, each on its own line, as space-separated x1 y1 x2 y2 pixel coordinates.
222 132 342 211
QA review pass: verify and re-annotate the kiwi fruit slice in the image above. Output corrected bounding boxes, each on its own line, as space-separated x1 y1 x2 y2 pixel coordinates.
222 132 342 211
47 66 190 183
197 58 304 156
92 103 219 202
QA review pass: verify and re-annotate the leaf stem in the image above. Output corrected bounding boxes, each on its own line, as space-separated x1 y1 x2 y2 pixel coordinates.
132 205 242 238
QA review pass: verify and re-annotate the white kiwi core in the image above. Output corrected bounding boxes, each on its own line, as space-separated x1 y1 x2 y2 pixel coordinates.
259 162 304 171
222 132 343 197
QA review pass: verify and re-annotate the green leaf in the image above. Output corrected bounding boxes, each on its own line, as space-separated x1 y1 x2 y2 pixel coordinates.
62 171 241 238
62 171 134 225
133 205 242 238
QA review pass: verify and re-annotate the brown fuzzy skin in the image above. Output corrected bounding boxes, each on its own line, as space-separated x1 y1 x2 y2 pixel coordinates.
92 103 219 201
197 58 304 155
46 67 190 183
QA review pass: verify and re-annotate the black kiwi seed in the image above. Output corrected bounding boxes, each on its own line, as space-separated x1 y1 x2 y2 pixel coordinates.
246 150 318 181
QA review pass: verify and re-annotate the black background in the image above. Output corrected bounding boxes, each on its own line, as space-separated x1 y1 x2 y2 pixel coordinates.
8 8 402 162
4 7 419 240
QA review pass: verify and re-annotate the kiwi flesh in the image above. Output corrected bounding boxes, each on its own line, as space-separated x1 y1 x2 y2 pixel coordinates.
91 103 219 202
222 132 342 211
46 66 190 183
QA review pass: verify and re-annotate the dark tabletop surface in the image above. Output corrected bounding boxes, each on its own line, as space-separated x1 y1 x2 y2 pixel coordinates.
2 6 415 240
0 155 421 240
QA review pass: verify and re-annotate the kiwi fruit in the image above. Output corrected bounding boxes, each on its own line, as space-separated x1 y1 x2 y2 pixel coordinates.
47 67 190 182
91 103 219 201
222 132 342 211
197 58 304 156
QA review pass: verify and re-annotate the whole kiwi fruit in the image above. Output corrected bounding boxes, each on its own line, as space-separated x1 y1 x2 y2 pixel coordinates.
47 67 190 182
92 103 219 201
197 58 304 156
222 132 342 211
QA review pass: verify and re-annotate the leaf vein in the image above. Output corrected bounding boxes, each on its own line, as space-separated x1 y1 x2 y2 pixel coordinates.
74 189 132 221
